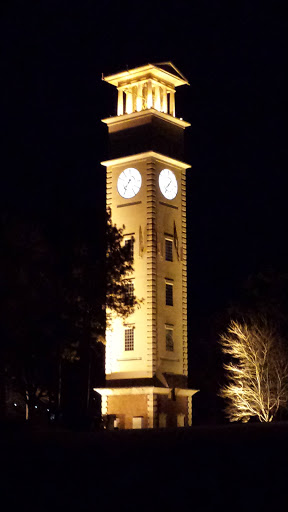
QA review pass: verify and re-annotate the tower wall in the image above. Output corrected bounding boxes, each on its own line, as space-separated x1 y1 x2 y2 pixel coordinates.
105 154 188 382
107 112 185 160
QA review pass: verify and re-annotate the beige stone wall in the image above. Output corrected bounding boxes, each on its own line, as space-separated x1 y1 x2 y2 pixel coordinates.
157 395 188 428
154 159 185 377
106 157 151 380
106 391 191 429
107 394 148 429
105 154 188 381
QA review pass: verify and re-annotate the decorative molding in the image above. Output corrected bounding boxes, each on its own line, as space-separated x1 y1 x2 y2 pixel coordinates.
102 63 190 88
106 371 153 380
174 388 199 397
117 357 142 361
117 201 142 208
101 151 191 170
94 386 199 397
159 201 178 210
102 108 190 130
95 386 170 396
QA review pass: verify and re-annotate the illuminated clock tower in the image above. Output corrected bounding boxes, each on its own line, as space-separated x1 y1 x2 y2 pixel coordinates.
95 63 198 429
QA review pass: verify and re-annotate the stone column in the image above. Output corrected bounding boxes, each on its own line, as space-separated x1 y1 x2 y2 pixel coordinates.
147 80 153 109
169 90 175 116
132 86 137 112
154 84 161 111
162 87 167 113
126 89 133 114
117 89 123 115
136 83 142 111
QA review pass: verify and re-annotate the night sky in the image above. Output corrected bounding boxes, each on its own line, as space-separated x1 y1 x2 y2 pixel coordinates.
2 1 286 421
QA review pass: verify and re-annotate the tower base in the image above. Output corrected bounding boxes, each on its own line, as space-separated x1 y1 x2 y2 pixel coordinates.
94 386 198 429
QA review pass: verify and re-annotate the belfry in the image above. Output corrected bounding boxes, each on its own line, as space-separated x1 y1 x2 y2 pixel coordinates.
95 63 198 429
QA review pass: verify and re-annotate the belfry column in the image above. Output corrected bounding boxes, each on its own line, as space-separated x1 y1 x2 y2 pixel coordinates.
169 90 175 116
136 84 142 112
117 89 124 116
147 80 153 109
162 88 167 113
126 89 133 114
154 85 161 111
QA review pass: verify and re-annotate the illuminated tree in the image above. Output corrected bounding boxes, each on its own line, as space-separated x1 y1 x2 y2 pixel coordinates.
219 319 288 422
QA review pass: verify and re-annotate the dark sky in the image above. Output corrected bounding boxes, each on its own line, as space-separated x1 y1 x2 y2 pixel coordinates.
2 1 286 410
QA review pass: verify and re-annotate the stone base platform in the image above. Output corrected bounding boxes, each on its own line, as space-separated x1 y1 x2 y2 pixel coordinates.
94 386 198 429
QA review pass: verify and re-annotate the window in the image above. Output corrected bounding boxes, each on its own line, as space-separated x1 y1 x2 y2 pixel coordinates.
124 281 134 304
165 239 173 262
166 328 174 352
125 327 134 351
166 283 173 306
125 238 134 261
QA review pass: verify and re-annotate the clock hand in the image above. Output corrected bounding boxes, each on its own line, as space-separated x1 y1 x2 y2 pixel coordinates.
124 178 131 191
165 179 172 191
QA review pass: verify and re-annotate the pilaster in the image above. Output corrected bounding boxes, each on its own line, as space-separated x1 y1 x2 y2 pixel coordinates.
101 395 108 416
181 169 188 376
188 396 192 426
147 393 157 428
146 159 157 376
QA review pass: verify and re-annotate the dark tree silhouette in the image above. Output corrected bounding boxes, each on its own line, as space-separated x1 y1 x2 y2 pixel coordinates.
0 208 139 421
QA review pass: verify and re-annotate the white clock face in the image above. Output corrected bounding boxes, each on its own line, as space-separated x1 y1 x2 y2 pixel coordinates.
159 169 178 200
117 168 142 199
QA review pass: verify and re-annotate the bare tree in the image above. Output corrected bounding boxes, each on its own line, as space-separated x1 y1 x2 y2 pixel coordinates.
219 319 288 422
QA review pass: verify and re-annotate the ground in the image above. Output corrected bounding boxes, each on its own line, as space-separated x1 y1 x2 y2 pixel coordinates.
1 422 287 511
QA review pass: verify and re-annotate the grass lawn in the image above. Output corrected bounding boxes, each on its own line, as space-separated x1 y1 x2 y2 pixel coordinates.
1 422 287 511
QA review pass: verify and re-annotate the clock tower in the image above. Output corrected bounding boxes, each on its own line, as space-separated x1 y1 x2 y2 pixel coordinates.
95 63 198 429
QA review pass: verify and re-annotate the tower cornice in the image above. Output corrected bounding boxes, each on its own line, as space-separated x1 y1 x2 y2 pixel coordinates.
101 151 191 170
102 108 190 131
102 62 189 88
94 386 199 397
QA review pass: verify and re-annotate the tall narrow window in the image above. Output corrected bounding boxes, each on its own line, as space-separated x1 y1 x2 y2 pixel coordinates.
124 281 134 305
125 327 134 351
125 238 134 261
126 281 134 298
166 283 173 306
166 327 174 352
165 239 173 262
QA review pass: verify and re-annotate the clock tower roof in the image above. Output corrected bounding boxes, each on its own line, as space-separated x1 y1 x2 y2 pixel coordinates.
102 62 189 89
